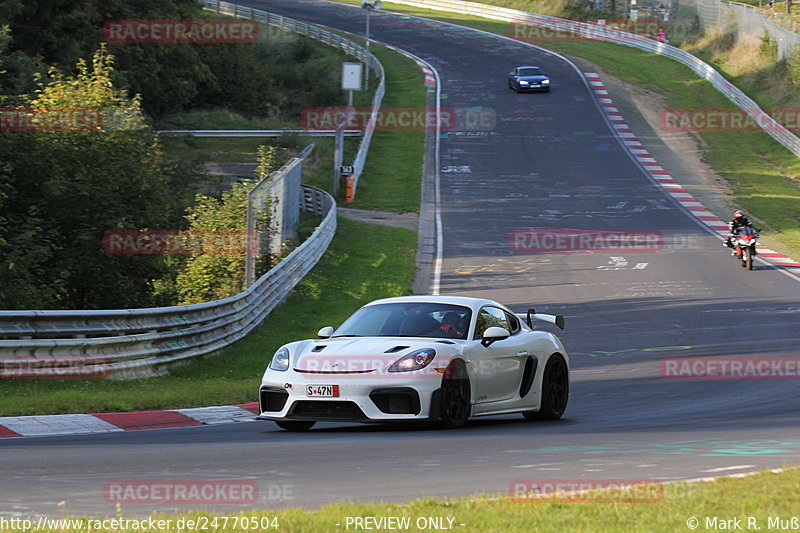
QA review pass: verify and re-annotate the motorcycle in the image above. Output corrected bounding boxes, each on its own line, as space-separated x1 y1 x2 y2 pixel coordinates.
731 226 759 270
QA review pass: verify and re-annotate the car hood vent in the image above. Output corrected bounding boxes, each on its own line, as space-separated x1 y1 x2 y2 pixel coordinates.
384 346 410 353
312 345 326 352
436 340 456 344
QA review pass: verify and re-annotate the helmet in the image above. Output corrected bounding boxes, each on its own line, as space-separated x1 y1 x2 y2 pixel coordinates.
733 210 745 219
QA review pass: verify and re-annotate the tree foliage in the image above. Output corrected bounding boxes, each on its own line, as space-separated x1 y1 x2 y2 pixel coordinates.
0 0 344 120
0 1 344 309
256 144 280 179
176 182 262 305
0 46 177 309
175 142 283 305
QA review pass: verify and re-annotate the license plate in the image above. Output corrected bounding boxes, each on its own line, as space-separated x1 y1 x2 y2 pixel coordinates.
306 385 339 397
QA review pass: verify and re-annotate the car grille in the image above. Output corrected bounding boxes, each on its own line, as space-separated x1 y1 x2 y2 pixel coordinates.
294 368 375 374
370 387 421 415
287 401 367 420
259 386 289 412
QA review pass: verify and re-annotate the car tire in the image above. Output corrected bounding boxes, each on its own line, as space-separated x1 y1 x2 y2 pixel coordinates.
438 360 471 428
275 420 316 431
523 354 568 421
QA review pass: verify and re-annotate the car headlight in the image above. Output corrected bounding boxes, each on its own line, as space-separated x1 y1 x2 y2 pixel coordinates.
388 348 436 372
542 79 550 85
519 80 530 85
269 347 290 371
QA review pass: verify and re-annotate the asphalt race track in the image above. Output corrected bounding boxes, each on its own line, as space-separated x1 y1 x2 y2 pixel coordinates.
2 0 800 519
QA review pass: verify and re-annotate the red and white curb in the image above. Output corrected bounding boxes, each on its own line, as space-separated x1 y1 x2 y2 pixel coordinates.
381 42 437 88
419 63 437 87
0 402 259 438
585 72 800 278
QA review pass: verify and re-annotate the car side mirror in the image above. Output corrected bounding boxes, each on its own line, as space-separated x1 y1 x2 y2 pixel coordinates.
481 326 510 347
318 326 334 339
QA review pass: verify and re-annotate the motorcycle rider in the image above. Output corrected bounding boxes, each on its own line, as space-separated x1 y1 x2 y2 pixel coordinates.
724 210 759 253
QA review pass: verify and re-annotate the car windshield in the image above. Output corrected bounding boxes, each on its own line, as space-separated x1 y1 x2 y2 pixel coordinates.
333 302 472 339
518 67 542 76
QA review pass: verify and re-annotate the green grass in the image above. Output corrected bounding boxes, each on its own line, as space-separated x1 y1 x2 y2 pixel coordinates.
351 38 427 213
305 38 428 213
0 219 416 416
345 0 800 256
11 468 800 532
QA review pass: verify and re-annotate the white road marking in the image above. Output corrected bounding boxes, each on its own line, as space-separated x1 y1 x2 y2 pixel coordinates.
509 463 564 469
701 465 756 473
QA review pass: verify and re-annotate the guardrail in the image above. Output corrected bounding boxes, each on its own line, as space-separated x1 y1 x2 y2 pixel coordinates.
201 0 385 198
389 0 800 159
0 186 336 380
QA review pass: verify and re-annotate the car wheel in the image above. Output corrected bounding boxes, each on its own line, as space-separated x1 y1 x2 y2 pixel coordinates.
275 420 315 431
439 360 471 428
523 354 568 420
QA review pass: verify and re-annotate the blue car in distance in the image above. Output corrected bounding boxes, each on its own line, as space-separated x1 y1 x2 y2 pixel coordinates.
508 66 551 92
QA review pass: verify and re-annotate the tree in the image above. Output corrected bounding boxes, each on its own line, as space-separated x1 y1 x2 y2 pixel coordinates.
175 182 260 305
174 143 281 305
2 45 180 309
0 26 61 308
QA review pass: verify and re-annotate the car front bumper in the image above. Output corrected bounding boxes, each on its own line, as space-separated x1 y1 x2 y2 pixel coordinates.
517 84 550 92
258 371 446 422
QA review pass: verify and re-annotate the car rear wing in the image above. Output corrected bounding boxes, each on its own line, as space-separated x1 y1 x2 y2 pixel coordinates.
516 309 565 330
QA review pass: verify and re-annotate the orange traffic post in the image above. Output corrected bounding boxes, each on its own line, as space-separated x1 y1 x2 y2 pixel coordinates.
344 176 355 202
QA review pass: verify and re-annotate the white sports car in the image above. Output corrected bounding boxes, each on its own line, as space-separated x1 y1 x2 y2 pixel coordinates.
258 295 569 430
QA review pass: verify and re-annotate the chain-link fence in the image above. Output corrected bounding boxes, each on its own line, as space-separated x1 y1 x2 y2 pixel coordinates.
245 146 311 287
681 0 800 58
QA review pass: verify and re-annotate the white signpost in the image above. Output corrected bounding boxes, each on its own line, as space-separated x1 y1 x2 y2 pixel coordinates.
341 62 363 95
334 63 363 195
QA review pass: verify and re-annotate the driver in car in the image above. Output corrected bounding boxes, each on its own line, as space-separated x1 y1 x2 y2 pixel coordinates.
437 312 467 339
